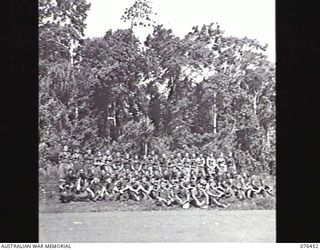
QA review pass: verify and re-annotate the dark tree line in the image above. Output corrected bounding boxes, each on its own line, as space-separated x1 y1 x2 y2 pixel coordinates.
39 0 275 174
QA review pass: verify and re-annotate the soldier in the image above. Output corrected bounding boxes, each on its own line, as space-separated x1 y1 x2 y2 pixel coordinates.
217 152 227 175
226 151 237 175
149 177 160 200
58 145 73 179
206 153 217 175
196 153 206 177
205 178 228 208
151 154 161 175
87 177 103 201
75 168 89 201
159 153 167 173
177 180 192 209
103 150 113 174
112 152 123 173
190 182 209 208
137 176 153 200
99 169 109 199
93 150 105 173
122 153 132 174
175 152 184 171
71 148 83 174
104 176 115 201
162 169 171 181
190 152 198 175
58 179 73 203
124 176 141 201
155 180 174 206
258 178 274 197
166 154 176 179
111 176 126 201
64 169 77 191
86 167 98 184
131 154 141 172
182 152 191 178
83 148 94 175
140 154 149 174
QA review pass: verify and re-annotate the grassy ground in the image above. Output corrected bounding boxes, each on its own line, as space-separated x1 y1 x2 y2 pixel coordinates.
39 209 276 242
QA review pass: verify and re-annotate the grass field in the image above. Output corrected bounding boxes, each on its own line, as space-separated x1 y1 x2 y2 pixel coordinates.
39 209 275 242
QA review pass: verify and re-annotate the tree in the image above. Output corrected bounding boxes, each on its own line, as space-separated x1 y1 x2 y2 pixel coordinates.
121 0 156 30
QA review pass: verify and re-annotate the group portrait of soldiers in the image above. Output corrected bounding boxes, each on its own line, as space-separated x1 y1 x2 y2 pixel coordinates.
56 145 274 208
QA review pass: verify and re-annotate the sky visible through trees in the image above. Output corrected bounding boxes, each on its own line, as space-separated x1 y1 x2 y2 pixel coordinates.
39 0 275 174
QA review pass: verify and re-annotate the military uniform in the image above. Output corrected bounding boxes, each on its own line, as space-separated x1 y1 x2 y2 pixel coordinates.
58 150 73 179
83 152 94 175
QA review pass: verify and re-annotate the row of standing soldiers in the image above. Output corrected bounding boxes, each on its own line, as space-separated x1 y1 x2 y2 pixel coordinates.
58 146 239 179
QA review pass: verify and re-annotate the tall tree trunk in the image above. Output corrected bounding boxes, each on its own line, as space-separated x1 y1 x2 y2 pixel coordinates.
145 143 148 156
253 93 258 115
213 91 217 134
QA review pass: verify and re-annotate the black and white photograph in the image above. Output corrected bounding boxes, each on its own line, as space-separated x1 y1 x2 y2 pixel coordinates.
39 0 276 243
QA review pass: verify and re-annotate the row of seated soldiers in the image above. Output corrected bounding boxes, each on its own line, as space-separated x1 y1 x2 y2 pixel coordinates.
57 146 274 208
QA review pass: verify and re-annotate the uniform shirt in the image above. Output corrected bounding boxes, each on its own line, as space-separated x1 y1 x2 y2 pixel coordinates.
226 157 236 172
217 157 227 172
87 172 96 183
159 157 167 169
196 157 206 167
72 153 82 163
83 153 94 164
122 158 131 170
140 159 149 172
150 158 160 173
158 188 171 200
132 159 141 171
193 187 207 199
59 151 71 163
141 182 151 191
89 182 103 192
176 187 189 199
94 156 105 167
167 158 175 168
64 174 77 186
104 155 113 167
99 174 108 186
112 157 122 171
175 157 184 170
206 157 216 170
190 158 197 169
106 182 114 193
183 157 191 168
113 180 123 191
